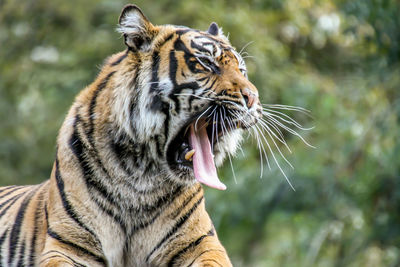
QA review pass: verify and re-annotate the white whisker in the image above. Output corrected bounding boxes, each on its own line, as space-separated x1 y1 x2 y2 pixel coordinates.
254 124 295 191
239 41 254 55
211 110 217 153
253 126 271 172
194 106 213 131
219 110 238 184
215 109 220 145
262 104 311 115
258 118 292 153
253 127 265 178
264 115 315 148
263 109 313 130
260 117 287 145
261 124 294 169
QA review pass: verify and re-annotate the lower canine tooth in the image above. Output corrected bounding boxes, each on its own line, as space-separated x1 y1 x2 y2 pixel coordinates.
184 149 195 161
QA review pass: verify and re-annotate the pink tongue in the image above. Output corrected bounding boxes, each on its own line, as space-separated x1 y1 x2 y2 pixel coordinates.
188 120 226 190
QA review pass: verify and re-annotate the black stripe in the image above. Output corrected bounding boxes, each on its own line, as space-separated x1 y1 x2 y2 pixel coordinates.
54 156 100 242
0 186 23 198
28 191 42 267
43 186 105 265
154 134 164 156
0 230 9 264
178 39 204 74
92 195 127 234
0 191 26 214
175 29 192 35
187 249 226 267
149 50 170 115
159 33 175 47
150 91 165 112
110 50 128 66
46 228 106 265
145 195 204 263
169 39 201 113
169 49 180 112
150 51 160 92
190 39 214 54
167 229 214 267
40 250 88 267
130 185 183 215
109 132 160 182
163 103 171 144
169 185 202 219
87 71 116 141
0 185 17 195
126 185 185 238
110 136 135 177
40 255 87 267
204 76 218 93
16 239 26 266
82 71 116 185
77 71 117 193
75 72 125 208
150 32 176 114
69 116 127 233
0 195 27 225
197 76 208 82
0 229 8 245
8 188 36 265
69 118 112 201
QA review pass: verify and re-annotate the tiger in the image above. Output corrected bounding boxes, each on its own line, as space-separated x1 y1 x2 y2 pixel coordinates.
0 4 262 267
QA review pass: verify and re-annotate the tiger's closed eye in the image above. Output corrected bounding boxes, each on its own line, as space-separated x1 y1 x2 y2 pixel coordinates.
196 56 220 74
199 57 213 67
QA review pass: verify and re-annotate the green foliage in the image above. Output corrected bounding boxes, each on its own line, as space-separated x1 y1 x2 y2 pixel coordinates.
1 0 399 266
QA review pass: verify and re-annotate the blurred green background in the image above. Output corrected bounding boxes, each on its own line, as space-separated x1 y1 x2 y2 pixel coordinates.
1 0 399 266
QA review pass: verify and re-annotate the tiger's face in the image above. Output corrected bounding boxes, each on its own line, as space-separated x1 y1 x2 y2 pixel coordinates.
116 5 262 190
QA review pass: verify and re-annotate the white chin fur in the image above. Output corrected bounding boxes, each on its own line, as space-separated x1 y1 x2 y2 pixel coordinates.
214 129 243 167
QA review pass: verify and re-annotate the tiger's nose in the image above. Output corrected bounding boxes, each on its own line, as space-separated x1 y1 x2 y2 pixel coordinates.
241 87 258 108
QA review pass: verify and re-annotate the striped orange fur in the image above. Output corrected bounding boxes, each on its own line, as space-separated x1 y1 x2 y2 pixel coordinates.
0 4 262 266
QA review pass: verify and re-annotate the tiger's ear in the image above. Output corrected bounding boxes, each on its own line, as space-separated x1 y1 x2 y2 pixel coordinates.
118 5 157 51
207 22 229 42
207 22 220 36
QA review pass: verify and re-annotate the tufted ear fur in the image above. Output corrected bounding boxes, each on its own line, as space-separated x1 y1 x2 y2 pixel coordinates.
117 5 157 51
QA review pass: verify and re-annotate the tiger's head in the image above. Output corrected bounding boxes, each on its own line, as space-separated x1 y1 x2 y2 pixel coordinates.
112 5 262 190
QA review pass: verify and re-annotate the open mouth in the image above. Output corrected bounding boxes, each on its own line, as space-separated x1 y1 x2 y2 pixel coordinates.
167 111 240 190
